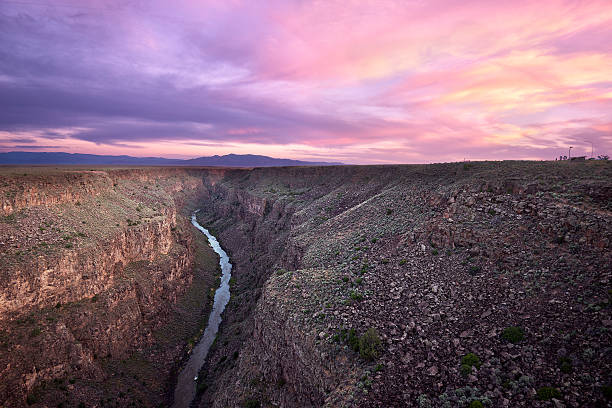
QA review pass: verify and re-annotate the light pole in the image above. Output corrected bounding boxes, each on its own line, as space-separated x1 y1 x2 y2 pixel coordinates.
569 146 573 160
585 140 593 158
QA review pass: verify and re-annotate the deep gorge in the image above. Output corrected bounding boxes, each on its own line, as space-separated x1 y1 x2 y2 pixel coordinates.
1 162 611 407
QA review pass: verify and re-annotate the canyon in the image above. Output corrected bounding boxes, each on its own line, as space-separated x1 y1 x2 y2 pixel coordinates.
1 161 611 407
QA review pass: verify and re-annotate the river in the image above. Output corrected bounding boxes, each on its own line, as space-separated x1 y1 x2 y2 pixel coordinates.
172 211 232 408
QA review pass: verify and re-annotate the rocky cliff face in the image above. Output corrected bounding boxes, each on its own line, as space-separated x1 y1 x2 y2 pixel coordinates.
0 167 218 407
194 161 611 408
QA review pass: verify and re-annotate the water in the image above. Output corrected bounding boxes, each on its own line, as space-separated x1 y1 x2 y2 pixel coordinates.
172 211 232 408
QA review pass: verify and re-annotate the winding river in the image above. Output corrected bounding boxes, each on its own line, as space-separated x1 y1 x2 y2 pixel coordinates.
172 211 232 408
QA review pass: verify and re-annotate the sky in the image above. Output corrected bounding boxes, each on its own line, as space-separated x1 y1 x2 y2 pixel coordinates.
0 0 611 164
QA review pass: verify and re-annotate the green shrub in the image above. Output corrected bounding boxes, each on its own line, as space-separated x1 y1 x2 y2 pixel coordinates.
468 401 484 408
29 327 41 338
601 385 612 400
536 386 561 400
461 353 481 368
196 380 208 393
468 265 481 275
399 259 407 265
2 213 16 224
559 357 572 374
350 291 363 301
501 326 524 343
460 364 472 377
347 329 359 352
243 398 260 408
432 249 439 255
26 393 39 405
359 328 381 361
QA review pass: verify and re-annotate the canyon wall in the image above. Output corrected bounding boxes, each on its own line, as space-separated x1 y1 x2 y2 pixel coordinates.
0 167 219 407
194 161 611 408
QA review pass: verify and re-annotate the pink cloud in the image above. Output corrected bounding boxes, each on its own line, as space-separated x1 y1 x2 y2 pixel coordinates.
0 0 611 163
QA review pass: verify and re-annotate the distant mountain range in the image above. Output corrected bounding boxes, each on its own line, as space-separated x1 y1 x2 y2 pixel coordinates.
0 152 341 167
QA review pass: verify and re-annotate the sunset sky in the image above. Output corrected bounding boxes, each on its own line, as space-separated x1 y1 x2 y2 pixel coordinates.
1 0 611 163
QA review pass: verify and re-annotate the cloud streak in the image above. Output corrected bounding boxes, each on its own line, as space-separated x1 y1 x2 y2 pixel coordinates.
0 0 611 163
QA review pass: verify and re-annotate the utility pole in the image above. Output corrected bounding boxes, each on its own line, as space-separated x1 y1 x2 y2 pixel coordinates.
569 146 573 160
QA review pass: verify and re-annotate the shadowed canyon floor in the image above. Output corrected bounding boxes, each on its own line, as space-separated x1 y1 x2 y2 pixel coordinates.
1 162 611 407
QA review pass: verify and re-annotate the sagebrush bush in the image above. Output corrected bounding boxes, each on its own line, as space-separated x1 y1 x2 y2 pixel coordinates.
501 326 524 343
359 327 381 361
461 353 481 368
536 386 561 401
